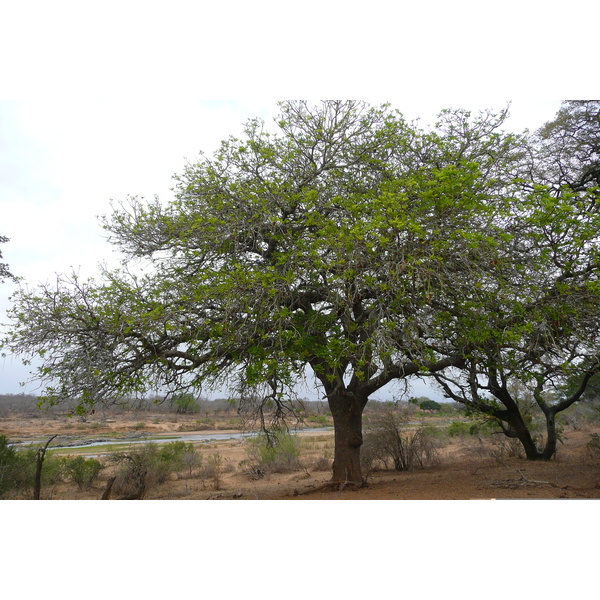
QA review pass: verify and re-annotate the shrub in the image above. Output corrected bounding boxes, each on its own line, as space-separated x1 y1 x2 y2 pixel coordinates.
0 441 65 498
201 452 224 489
109 446 155 498
157 441 197 478
244 431 302 474
311 452 332 472
419 399 441 412
362 408 441 475
587 433 600 458
63 456 104 490
0 435 19 498
109 442 200 498
447 421 472 437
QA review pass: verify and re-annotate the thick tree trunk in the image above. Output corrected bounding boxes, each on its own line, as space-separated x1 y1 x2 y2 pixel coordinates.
509 416 543 461
328 388 367 486
539 413 558 460
507 411 557 461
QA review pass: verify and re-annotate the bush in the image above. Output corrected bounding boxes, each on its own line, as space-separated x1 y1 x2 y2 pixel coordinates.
0 435 19 498
0 439 65 499
311 452 332 471
362 408 441 476
446 421 473 437
244 431 302 474
63 456 104 490
156 441 198 478
419 399 441 412
109 442 201 498
587 433 600 458
201 453 224 489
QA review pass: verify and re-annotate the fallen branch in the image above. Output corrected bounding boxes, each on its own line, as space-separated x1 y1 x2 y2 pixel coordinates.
489 459 558 489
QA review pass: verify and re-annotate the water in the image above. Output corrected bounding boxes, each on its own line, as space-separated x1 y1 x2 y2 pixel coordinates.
16 427 334 452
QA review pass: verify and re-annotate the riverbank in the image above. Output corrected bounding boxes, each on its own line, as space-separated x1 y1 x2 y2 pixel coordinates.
2 409 599 500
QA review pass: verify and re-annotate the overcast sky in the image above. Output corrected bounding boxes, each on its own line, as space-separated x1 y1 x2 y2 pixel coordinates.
0 98 564 396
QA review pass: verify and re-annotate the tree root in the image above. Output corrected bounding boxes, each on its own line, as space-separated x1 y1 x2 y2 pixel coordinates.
292 479 365 496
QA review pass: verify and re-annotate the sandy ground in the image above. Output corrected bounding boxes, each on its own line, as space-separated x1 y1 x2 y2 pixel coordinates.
2 410 599 500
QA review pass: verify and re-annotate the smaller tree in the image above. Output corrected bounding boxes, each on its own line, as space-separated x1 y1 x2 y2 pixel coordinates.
427 101 600 460
63 456 104 490
419 399 441 412
170 393 200 414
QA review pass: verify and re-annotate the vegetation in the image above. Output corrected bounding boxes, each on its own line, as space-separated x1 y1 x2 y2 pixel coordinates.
243 430 302 474
63 456 104 490
107 441 203 499
4 100 600 488
419 399 441 412
0 235 15 283
170 392 200 414
428 101 600 460
0 435 64 499
361 407 441 477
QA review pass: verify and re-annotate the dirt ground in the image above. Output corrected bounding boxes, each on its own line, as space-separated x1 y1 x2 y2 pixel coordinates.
2 411 599 500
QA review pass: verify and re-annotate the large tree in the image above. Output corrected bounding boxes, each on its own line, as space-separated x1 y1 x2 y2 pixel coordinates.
5 100 528 485
428 101 600 459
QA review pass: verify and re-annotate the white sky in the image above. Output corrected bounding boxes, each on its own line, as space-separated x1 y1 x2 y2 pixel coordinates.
0 98 563 395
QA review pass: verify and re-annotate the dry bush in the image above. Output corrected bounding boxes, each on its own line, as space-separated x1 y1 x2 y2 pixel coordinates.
587 433 600 458
310 452 332 472
490 436 526 461
201 452 227 490
361 407 441 479
107 442 202 498
242 431 302 475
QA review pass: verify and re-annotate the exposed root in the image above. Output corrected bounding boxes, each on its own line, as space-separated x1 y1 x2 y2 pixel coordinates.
292 479 365 496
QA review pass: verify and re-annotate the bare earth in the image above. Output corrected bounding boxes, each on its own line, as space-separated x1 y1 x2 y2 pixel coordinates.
2 411 599 500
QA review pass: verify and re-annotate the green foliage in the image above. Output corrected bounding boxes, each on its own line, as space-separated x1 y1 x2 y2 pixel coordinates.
0 437 65 498
0 234 15 283
446 421 473 437
4 101 526 415
0 435 19 498
171 392 200 414
63 456 104 490
7 100 600 473
244 431 302 474
419 399 441 412
110 441 202 497
307 414 328 426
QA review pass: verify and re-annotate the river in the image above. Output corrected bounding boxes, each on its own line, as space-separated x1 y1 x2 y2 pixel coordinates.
15 427 334 452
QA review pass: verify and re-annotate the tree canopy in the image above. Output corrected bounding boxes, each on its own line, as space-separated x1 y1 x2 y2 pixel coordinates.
428 100 600 459
5 100 600 482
